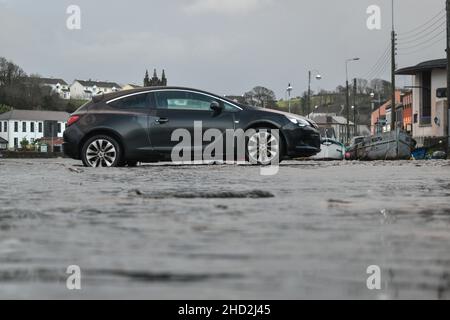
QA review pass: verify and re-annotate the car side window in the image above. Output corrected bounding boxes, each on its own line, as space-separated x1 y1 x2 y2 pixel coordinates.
155 91 218 111
108 93 150 110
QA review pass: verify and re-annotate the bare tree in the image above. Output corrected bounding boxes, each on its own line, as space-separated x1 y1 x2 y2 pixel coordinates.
0 57 26 86
244 86 277 109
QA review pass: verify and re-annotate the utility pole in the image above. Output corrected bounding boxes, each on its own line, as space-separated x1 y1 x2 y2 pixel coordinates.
307 70 322 118
287 83 293 114
353 78 357 136
345 59 360 142
390 0 397 131
446 0 450 153
346 80 350 143
307 71 311 118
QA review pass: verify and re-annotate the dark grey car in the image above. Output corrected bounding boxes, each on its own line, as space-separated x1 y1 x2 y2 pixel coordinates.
63 87 321 167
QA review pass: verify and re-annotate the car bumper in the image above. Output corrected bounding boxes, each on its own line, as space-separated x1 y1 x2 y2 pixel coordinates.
282 124 321 158
63 126 84 160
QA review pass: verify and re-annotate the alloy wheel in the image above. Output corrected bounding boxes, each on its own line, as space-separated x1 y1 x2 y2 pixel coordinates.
247 130 280 165
85 139 117 167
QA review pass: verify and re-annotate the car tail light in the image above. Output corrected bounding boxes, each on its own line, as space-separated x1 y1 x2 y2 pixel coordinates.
67 115 80 127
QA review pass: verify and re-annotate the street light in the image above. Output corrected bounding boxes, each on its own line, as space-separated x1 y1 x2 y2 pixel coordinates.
286 83 293 113
345 58 360 143
371 92 382 134
307 70 322 118
313 105 319 115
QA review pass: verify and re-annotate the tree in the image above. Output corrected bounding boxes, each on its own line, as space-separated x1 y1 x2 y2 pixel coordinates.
0 57 26 86
0 57 117 113
244 86 277 109
20 138 29 150
356 78 369 95
0 104 12 114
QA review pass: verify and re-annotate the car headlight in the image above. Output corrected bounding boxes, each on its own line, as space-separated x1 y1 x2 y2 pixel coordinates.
287 116 310 127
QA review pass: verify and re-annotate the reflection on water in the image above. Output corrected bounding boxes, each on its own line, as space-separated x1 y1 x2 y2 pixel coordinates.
1 159 450 299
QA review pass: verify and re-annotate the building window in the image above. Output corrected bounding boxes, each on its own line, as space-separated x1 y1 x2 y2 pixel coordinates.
57 123 62 133
14 122 18 132
22 122 27 132
31 122 35 133
3 122 6 132
0 123 2 132
421 71 432 125
38 122 43 133
14 138 18 149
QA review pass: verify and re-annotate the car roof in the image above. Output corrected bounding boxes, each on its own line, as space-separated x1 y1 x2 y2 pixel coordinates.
95 86 242 106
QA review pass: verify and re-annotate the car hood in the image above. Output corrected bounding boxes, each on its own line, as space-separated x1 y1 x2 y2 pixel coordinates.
254 107 318 128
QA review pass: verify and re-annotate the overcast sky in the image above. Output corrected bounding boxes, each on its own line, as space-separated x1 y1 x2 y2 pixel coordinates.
0 0 446 97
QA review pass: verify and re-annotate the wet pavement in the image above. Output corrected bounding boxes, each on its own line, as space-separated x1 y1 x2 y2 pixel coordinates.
1 158 450 299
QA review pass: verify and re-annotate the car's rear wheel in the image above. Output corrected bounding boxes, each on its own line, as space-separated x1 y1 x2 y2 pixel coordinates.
81 135 122 168
246 128 282 165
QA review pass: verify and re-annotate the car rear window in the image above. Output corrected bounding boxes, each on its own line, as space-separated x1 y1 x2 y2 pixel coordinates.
108 93 150 110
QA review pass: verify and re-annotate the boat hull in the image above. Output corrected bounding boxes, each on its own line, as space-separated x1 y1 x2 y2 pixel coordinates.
348 130 413 161
311 139 345 160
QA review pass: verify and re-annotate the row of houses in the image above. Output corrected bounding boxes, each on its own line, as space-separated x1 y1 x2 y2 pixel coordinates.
34 69 168 100
371 58 449 148
37 78 141 100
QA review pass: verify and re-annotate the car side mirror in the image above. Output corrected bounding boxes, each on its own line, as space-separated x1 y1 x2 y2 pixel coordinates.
210 101 223 112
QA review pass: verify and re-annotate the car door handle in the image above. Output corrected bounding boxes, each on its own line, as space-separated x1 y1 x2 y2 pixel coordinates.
156 118 169 124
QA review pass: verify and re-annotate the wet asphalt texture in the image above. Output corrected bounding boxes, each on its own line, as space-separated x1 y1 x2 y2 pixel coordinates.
1 158 450 299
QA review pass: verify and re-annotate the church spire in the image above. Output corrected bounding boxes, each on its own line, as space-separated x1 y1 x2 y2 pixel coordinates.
161 69 167 86
143 70 150 87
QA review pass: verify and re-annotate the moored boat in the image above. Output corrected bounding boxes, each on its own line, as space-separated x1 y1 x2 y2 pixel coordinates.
345 129 415 160
311 138 345 160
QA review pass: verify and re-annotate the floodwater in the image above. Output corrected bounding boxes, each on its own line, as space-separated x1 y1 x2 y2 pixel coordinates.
1 158 450 299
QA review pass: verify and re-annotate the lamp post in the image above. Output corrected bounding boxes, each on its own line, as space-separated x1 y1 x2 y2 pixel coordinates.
345 58 360 143
307 70 322 118
353 78 357 135
370 92 382 134
287 83 293 113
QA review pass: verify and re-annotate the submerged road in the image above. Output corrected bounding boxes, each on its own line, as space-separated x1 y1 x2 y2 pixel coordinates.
1 159 450 299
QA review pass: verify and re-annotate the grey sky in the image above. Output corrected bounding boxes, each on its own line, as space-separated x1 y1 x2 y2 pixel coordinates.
0 0 445 98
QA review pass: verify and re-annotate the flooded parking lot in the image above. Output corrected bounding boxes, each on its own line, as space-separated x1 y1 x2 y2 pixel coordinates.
1 158 450 299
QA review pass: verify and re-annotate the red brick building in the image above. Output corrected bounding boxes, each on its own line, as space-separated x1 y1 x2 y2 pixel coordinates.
400 91 413 134
371 91 402 134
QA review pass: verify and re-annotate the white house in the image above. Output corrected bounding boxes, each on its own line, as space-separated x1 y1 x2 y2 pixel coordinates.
308 113 370 144
121 84 142 91
70 80 122 100
0 137 7 150
37 78 71 99
396 59 449 147
0 109 69 150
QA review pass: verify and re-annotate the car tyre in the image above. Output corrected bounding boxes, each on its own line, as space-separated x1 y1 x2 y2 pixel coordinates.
127 161 138 167
246 128 283 165
81 135 122 168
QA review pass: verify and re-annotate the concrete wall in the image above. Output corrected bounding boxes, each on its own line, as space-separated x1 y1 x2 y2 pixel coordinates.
412 69 447 146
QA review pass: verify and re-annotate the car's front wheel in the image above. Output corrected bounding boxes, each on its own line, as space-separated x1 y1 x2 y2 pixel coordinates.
81 135 122 168
246 128 283 165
